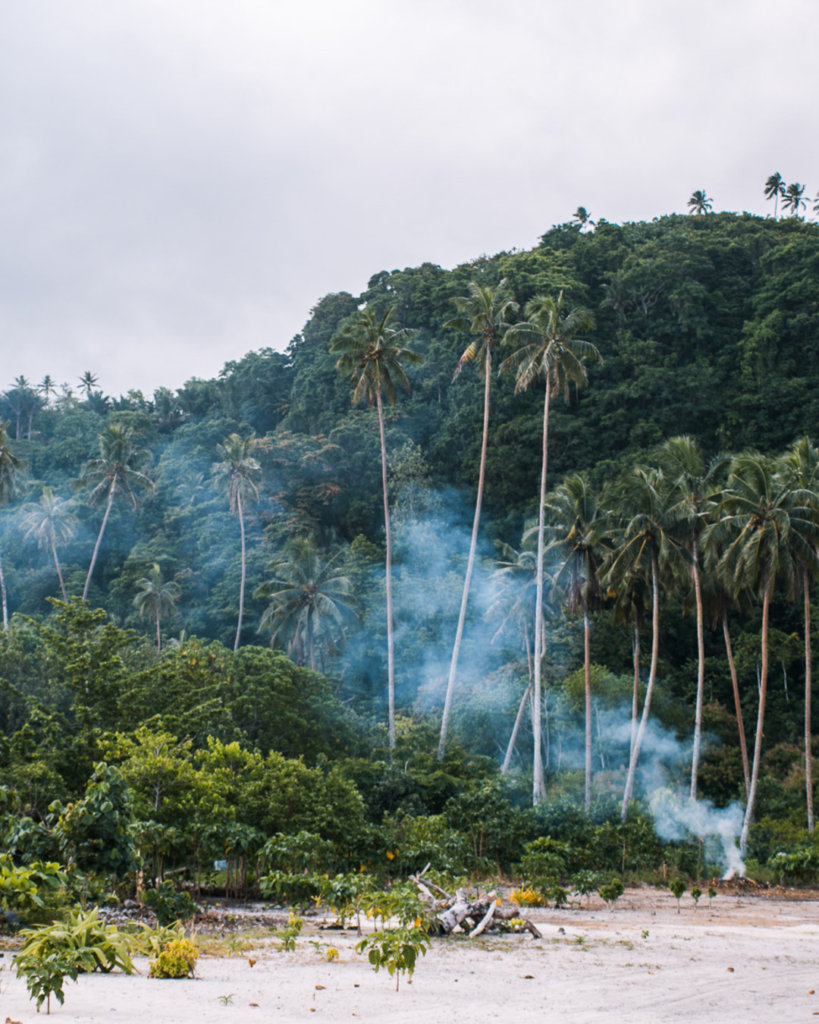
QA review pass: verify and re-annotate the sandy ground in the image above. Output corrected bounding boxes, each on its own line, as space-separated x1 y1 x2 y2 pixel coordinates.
2 887 819 1023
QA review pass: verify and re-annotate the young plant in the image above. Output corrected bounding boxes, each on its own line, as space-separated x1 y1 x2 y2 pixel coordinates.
15 951 78 1014
669 877 686 913
707 885 717 908
142 880 198 927
356 925 430 990
598 878 624 912
15 907 135 975
149 937 199 978
273 912 303 952
690 886 702 910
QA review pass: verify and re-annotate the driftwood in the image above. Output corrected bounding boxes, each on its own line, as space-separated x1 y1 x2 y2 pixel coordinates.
409 869 541 939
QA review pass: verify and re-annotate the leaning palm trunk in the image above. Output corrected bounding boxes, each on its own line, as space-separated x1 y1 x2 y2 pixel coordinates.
621 554 660 821
584 607 592 811
502 681 532 776
234 490 246 652
805 574 814 832
722 609 750 797
50 538 68 601
0 552 7 630
530 385 552 803
83 478 117 602
376 391 397 751
438 350 492 760
739 580 773 857
630 624 640 759
689 542 706 799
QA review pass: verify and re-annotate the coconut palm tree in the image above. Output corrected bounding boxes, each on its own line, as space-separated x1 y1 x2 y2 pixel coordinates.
78 371 99 398
437 280 518 760
256 538 356 671
134 563 182 653
656 436 727 799
687 190 713 215
779 437 819 831
19 487 77 601
330 307 421 750
764 173 785 219
542 472 609 810
572 207 595 230
605 465 679 820
0 422 21 628
212 434 261 652
782 182 807 218
705 452 803 854
500 292 599 804
77 424 154 603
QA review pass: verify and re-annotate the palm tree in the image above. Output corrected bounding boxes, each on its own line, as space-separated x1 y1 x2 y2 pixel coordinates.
687 190 713 215
542 472 609 810
330 307 421 750
500 292 599 804
212 434 261 652
657 436 727 799
572 207 595 230
78 371 99 398
780 437 819 831
77 424 154 603
782 182 807 218
134 564 182 653
0 422 21 629
764 173 785 219
605 466 678 820
705 452 801 854
19 487 78 601
437 280 518 760
256 538 356 671
38 375 57 404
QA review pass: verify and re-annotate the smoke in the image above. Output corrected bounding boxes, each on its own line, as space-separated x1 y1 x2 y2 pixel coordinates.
650 788 745 878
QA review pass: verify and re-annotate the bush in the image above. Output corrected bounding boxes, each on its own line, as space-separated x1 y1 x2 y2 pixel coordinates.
16 907 135 976
142 881 198 926
149 937 198 978
0 854 68 926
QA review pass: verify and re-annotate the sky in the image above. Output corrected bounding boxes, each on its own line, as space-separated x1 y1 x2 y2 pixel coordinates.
1 0 816 399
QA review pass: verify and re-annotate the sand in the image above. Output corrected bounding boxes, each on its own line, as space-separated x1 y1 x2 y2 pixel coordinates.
2 887 818 1023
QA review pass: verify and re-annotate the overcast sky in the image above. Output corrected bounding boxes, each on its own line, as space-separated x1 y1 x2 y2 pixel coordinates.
1 0 816 399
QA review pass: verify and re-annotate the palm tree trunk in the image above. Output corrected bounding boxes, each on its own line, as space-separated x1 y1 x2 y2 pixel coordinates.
155 605 162 654
234 490 245 652
805 574 814 832
0 552 7 630
376 391 397 752
689 541 706 799
584 606 592 811
83 478 117 602
740 579 773 857
502 682 532 775
723 608 750 798
621 553 660 821
50 538 68 601
438 348 492 760
630 623 640 759
530 385 551 804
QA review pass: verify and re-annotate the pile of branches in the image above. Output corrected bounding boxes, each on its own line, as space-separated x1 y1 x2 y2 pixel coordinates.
410 866 542 939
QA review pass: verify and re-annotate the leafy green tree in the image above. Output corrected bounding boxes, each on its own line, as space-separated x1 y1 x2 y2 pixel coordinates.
212 434 261 651
331 307 421 750
256 537 356 672
542 471 608 809
501 292 599 804
438 280 519 760
77 424 154 603
133 564 182 653
19 488 78 602
0 422 22 628
764 172 785 219
687 190 713 215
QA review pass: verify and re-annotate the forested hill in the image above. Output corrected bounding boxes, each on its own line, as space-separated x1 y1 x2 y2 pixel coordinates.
1 211 817 645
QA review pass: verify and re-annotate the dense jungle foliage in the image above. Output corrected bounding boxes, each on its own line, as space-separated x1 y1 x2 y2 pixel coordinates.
2 210 819 912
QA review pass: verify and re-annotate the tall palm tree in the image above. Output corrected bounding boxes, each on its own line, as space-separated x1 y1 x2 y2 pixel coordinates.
330 307 421 750
256 538 356 671
437 280 518 760
0 422 21 629
500 292 599 804
764 173 785 219
77 424 154 603
38 375 57 404
605 466 678 820
687 190 713 215
212 434 261 652
542 472 609 810
780 437 819 831
657 436 727 799
572 207 595 230
19 487 78 601
78 371 99 398
134 563 182 653
705 452 802 854
782 182 807 218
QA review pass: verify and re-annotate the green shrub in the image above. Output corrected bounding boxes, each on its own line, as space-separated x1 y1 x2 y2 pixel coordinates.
259 831 336 874
142 881 198 926
356 925 430 990
15 950 78 1014
149 937 198 978
0 854 67 926
258 870 324 910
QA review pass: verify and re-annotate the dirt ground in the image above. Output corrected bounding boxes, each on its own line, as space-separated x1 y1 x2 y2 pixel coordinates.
2 884 819 1023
